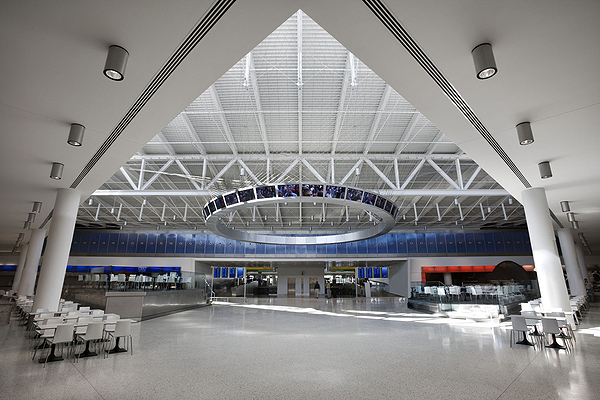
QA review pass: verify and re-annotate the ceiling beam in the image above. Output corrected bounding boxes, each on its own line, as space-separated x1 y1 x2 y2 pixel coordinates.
208 85 238 155
246 52 270 156
363 85 392 155
331 52 352 155
128 153 473 162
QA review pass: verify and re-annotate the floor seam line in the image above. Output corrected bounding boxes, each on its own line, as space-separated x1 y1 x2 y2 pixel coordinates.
494 348 542 400
70 358 107 400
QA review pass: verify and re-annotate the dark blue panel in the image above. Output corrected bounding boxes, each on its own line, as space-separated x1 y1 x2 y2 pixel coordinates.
215 239 225 254
98 233 109 253
185 235 195 253
524 232 532 252
146 234 157 254
127 234 138 253
436 233 447 253
306 244 316 254
396 234 407 254
425 233 437 253
346 242 357 254
165 234 176 254
377 240 387 254
70 232 81 253
374 267 381 278
326 244 337 254
213 268 220 278
245 242 256 254
254 242 265 254
117 234 128 253
357 240 368 254
88 233 100 253
416 233 427 254
275 245 285 254
175 234 186 254
358 267 365 278
367 240 377 254
474 233 486 253
317 244 327 254
136 233 148 253
286 244 296 254
108 233 119 253
156 233 167 253
221 267 228 278
296 245 306 254
406 234 417 253
225 241 235 254
265 244 275 254
484 233 495 253
493 232 505 252
204 234 215 254
79 233 91 253
237 267 244 278
366 267 373 278
194 234 205 254
229 267 236 278
381 267 388 278
513 232 525 252
455 233 466 253
387 234 397 254
465 233 476 253
446 233 456 253
235 241 245 254
336 242 347 254
503 232 515 253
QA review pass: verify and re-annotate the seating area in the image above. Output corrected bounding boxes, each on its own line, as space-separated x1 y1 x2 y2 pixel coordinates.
412 283 534 305
508 296 589 351
8 293 134 366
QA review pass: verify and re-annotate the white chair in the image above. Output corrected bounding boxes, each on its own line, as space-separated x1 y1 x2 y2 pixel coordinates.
75 322 105 361
75 316 93 335
105 320 133 357
42 323 75 367
541 317 573 350
546 311 576 343
510 316 531 347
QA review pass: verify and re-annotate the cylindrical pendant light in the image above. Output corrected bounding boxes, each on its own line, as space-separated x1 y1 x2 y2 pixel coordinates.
50 162 64 180
27 213 36 223
567 212 576 222
560 201 570 212
516 122 534 145
32 201 42 213
103 45 129 81
23 221 31 229
471 43 497 79
571 221 579 230
67 123 85 146
538 161 552 179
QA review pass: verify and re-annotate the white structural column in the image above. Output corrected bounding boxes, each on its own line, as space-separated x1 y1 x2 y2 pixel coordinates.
17 230 46 297
32 188 80 312
443 272 452 286
11 244 29 292
575 244 588 281
521 188 573 325
557 228 586 296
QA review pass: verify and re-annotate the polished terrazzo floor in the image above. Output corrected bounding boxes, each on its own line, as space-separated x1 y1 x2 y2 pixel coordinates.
2 298 600 400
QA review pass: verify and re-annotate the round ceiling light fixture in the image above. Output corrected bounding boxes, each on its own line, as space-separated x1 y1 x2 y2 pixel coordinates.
471 43 497 79
203 183 398 245
103 45 129 81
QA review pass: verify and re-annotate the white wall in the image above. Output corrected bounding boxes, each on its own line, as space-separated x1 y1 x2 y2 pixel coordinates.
277 264 324 297
388 261 409 297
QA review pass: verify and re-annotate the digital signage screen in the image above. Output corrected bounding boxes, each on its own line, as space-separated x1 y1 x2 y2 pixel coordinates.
302 184 323 197
238 188 255 202
214 196 226 210
325 185 345 199
278 184 299 197
362 192 376 205
256 185 276 199
224 192 239 206
346 188 363 202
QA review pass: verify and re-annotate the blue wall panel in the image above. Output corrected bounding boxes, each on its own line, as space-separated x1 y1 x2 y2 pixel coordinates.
416 233 427 254
523 234 532 252
367 240 378 254
254 242 265 254
346 242 357 254
235 241 245 255
377 240 386 254
79 233 91 254
265 243 275 255
136 233 148 253
493 233 505 253
326 244 337 254
164 234 176 254
503 233 515 253
107 234 119 253
425 233 437 254
396 234 407 254
296 244 306 254
245 242 256 255
88 233 100 253
146 234 157 254
336 243 347 254
156 234 167 253
215 238 225 254
406 234 417 253
357 240 368 254
175 234 186 254
306 244 317 254
465 233 476 253
226 241 235 254
484 233 495 253
275 244 285 255
387 234 398 253
204 234 215 254
316 243 326 254
435 233 447 253
513 232 524 253
194 235 205 254
71 232 81 253
455 233 466 253
474 233 486 253
117 234 128 253
98 233 110 253
127 234 138 253
286 244 296 254
185 235 195 253
445 233 456 253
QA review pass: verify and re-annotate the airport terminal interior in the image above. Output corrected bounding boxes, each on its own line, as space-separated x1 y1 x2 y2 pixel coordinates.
1 1 600 399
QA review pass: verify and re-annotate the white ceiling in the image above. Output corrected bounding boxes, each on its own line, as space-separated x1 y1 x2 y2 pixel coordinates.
1 0 598 255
